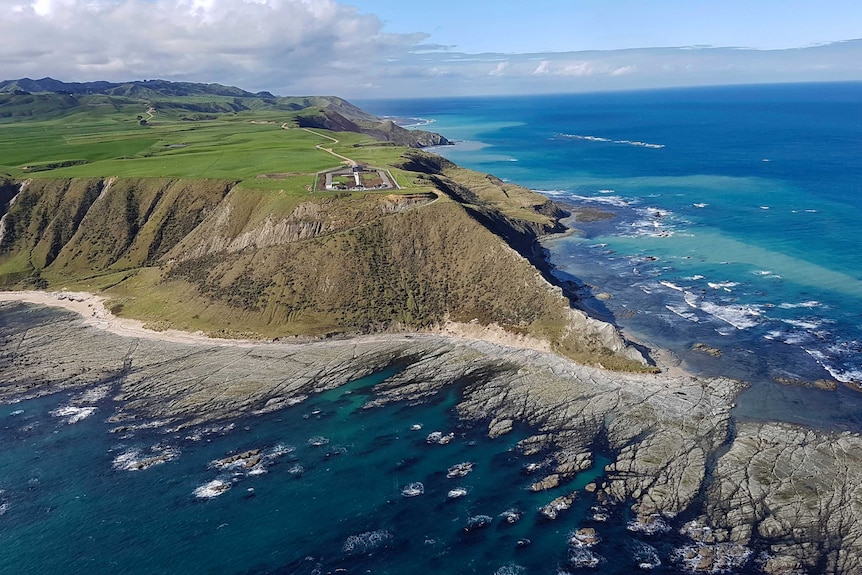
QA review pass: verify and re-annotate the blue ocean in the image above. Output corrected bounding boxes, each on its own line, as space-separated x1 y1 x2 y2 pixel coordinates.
362 82 862 429
3 84 862 574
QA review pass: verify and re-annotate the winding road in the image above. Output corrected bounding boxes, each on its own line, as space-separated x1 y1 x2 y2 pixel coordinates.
301 127 357 167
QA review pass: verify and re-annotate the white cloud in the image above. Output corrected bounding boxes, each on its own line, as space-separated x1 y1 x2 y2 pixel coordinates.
0 0 427 94
611 65 636 76
489 61 508 76
1 0 861 98
532 60 550 75
558 61 595 77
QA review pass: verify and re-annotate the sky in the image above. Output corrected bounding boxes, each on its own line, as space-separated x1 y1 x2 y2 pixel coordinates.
2 0 861 98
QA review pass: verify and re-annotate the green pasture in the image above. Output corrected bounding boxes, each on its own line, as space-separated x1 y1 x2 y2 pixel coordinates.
0 107 418 193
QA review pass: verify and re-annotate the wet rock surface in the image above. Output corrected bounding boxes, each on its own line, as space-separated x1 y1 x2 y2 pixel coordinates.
2 302 862 572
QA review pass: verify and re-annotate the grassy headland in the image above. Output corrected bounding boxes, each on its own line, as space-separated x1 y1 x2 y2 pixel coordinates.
0 79 650 371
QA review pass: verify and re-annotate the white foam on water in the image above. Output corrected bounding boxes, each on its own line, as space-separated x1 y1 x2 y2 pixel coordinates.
569 529 601 547
193 479 231 499
567 193 632 208
707 281 738 291
112 446 180 471
112 449 142 471
500 509 523 523
494 564 526 575
764 330 808 345
673 543 752 573
666 304 700 322
805 349 862 384
464 514 493 531
627 515 671 535
781 317 827 330
660 280 685 292
631 542 661 570
568 547 603 568
51 405 97 424
401 482 424 497
75 385 112 403
184 422 236 441
342 530 393 554
560 133 612 143
779 301 822 309
560 133 665 149
307 436 329 446
446 461 474 478
267 443 295 458
532 189 570 198
684 292 763 330
447 488 468 499
426 431 454 445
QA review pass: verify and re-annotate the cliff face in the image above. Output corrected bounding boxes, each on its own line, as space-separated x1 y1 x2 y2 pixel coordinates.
295 109 450 148
0 153 645 370
0 178 232 281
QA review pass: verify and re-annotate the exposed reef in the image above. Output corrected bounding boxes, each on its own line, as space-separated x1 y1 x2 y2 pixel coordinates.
2 301 861 572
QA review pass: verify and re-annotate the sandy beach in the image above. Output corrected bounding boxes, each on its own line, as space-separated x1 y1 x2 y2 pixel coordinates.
0 290 259 347
0 289 685 375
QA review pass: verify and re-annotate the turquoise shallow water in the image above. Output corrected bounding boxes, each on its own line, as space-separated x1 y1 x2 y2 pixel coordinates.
359 82 862 429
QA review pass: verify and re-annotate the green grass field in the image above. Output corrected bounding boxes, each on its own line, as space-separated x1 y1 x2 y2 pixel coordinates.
0 104 424 197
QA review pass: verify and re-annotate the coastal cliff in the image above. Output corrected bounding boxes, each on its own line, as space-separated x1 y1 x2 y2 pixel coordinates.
0 152 644 370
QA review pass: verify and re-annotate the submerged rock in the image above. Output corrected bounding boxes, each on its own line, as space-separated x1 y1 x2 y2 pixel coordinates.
211 449 262 470
539 491 578 521
447 487 467 499
401 482 424 497
463 514 493 532
570 528 601 547
446 461 474 478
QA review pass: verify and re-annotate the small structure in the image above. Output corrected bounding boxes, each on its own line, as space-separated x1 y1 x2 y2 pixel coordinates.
319 164 398 192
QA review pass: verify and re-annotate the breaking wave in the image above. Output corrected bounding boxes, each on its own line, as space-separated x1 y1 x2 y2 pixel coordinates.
560 133 665 149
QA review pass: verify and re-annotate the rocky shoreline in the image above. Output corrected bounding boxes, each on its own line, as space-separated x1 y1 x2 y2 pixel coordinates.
2 299 862 573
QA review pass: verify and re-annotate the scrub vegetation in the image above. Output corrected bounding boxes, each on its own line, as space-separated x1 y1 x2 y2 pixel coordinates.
0 80 649 371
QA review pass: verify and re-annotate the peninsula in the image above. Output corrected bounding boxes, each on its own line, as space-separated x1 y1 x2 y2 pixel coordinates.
1 78 861 574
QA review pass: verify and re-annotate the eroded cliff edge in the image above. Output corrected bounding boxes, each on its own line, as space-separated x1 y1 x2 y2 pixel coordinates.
0 149 645 370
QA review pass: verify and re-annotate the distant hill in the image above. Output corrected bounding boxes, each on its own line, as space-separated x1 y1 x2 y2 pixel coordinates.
0 77 276 99
0 77 449 148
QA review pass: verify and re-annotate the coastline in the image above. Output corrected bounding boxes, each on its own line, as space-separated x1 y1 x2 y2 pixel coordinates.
4 287 861 574
0 288 689 378
0 290 262 348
